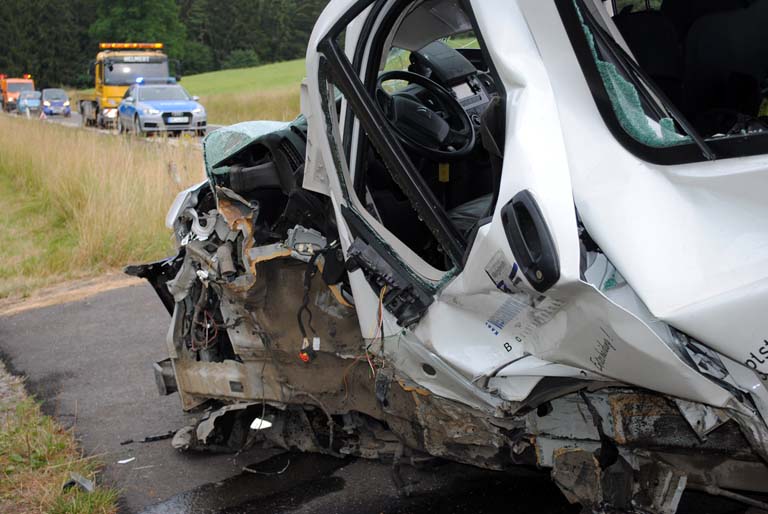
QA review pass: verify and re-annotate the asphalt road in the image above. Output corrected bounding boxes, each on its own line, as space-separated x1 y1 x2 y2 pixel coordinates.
4 110 219 134
0 283 257 512
44 111 83 127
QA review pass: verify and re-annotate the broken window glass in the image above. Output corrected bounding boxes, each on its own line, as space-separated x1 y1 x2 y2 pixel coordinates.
575 1 691 148
614 0 661 14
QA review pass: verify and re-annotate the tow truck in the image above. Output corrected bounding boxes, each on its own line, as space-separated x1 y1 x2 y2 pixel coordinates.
0 74 35 112
78 43 180 129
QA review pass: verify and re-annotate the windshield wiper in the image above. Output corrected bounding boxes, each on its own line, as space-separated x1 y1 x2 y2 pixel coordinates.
580 3 716 161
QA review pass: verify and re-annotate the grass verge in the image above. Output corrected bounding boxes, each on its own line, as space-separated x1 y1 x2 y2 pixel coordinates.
0 115 203 299
199 88 300 126
0 361 117 513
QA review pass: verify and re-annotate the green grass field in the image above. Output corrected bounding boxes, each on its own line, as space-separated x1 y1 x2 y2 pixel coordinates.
182 58 306 96
183 59 306 125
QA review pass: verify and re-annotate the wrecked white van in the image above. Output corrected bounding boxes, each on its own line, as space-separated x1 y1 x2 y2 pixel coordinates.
128 0 768 511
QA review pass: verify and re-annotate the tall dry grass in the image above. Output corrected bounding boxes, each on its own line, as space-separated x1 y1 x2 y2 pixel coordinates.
0 115 203 297
201 88 301 126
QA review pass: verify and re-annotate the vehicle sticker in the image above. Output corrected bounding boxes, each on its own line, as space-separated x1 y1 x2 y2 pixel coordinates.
745 339 768 381
485 296 528 335
503 335 525 353
484 250 518 293
485 294 565 337
589 327 617 373
122 56 151 63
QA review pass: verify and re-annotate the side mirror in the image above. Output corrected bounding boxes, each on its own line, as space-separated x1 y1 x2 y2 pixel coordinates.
191 95 199 101
173 59 183 82
125 96 134 103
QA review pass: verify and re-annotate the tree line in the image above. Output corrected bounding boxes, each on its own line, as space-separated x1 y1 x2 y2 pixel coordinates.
0 0 329 89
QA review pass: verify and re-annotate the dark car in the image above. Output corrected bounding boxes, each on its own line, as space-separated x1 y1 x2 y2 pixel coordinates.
41 88 71 117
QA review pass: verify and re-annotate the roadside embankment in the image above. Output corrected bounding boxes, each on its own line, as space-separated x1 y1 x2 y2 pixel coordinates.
0 360 117 513
0 115 203 299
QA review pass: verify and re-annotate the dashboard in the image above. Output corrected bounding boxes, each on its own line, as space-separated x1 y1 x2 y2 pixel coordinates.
406 40 498 127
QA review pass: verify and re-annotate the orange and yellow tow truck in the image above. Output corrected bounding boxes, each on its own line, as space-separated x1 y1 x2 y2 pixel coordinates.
78 43 180 128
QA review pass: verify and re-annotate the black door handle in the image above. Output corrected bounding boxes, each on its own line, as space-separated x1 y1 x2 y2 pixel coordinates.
501 190 560 292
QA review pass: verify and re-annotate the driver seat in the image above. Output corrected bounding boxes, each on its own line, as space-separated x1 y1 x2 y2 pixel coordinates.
449 193 494 235
448 97 504 236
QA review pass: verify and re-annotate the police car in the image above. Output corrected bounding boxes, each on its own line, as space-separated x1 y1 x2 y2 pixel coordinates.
117 80 206 136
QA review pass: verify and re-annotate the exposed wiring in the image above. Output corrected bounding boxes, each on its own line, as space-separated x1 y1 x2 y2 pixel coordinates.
297 251 322 341
341 356 363 404
342 286 388 401
296 241 340 361
190 283 220 351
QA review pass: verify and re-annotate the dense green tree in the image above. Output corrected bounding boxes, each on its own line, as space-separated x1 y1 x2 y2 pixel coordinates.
89 0 187 58
0 0 329 87
221 49 261 70
0 0 97 88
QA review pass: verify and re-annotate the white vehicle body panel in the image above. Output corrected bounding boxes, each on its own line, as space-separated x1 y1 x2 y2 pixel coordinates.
519 0 768 384
304 0 761 412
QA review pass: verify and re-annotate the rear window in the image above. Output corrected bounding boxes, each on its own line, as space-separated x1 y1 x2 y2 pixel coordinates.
579 2 690 148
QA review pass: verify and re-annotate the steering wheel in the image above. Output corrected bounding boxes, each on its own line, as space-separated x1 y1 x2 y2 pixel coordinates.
375 70 475 160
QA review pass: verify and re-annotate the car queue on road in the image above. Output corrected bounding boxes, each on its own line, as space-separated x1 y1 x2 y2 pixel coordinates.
1 42 207 138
